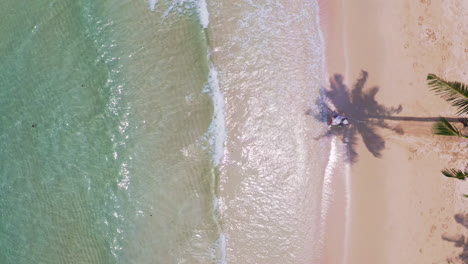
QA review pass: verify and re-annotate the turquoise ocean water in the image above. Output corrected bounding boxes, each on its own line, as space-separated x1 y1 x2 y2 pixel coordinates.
1 1 222 263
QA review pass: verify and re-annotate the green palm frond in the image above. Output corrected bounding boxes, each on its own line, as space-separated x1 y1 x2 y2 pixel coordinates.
432 117 468 138
427 73 468 115
441 168 467 180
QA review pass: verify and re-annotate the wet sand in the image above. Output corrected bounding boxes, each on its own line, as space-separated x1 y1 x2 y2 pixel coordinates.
319 0 468 263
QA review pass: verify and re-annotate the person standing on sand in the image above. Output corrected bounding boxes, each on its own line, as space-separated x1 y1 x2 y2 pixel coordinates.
330 111 349 127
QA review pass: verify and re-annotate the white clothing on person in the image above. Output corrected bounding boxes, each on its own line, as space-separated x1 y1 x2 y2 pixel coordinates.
331 114 349 126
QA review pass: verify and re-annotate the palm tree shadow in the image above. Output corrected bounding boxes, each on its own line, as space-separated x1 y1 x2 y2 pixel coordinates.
312 71 403 162
442 213 468 263
308 70 468 162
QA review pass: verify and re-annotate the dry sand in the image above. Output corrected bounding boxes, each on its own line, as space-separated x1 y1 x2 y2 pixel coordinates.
319 0 468 263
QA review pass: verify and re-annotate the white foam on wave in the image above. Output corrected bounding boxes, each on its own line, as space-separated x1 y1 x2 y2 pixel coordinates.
205 65 226 167
148 0 209 28
318 135 353 264
197 0 209 28
319 136 338 232
209 230 227 263
342 159 351 264
211 196 227 264
148 0 158 12
216 232 227 264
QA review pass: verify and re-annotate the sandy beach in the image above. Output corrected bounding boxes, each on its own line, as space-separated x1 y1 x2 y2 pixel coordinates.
319 0 468 263
3 1 465 263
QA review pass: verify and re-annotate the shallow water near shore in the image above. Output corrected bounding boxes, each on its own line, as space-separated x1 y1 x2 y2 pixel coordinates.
0 1 222 263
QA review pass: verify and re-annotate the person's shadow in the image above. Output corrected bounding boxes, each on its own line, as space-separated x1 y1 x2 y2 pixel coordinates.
442 213 468 263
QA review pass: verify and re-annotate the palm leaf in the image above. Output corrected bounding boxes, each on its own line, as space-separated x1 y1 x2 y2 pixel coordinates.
432 117 467 137
427 73 468 115
441 168 467 180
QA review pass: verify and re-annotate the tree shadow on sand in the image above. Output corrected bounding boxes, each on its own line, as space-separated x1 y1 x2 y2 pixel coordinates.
312 71 403 163
442 213 468 263
310 70 468 163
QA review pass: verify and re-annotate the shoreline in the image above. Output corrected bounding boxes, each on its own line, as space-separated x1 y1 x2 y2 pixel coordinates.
207 1 334 263
318 0 467 263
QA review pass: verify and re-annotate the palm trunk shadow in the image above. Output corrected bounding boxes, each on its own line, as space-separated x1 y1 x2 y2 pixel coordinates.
366 115 468 125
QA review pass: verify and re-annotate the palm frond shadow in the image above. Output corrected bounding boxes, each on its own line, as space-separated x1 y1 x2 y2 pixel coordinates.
442 213 468 263
312 71 403 163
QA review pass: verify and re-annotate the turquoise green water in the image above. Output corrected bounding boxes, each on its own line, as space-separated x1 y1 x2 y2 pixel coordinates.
0 1 220 263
